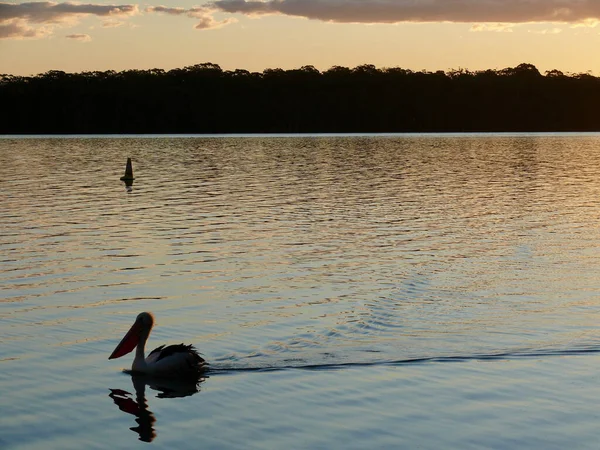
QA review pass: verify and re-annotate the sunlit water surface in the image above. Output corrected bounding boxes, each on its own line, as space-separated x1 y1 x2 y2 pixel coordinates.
2 134 600 449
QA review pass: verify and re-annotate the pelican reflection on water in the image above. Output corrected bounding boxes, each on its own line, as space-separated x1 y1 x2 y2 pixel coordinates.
109 374 206 442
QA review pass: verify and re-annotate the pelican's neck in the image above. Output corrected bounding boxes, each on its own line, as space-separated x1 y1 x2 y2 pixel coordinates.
132 327 151 372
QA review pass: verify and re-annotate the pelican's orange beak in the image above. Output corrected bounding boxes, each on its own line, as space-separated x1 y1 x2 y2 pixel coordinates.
109 320 142 360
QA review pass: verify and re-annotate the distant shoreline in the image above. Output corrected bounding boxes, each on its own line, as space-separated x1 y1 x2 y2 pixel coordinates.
2 62 600 134
3 132 600 139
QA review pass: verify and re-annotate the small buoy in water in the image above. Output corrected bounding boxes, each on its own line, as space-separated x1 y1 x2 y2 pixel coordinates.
120 157 135 182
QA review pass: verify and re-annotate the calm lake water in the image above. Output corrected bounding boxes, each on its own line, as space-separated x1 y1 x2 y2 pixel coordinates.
2 134 600 449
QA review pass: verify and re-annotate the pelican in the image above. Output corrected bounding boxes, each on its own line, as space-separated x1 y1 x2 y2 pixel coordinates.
109 312 207 377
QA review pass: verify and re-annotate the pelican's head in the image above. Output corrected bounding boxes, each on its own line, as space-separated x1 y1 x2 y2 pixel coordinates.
108 312 155 360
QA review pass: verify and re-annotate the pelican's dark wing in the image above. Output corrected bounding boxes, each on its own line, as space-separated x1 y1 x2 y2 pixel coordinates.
153 344 204 363
145 343 207 376
148 345 165 358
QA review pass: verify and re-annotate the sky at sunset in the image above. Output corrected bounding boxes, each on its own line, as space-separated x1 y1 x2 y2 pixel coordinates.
2 0 600 76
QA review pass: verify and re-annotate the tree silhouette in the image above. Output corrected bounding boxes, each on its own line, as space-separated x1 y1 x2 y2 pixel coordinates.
1 62 599 134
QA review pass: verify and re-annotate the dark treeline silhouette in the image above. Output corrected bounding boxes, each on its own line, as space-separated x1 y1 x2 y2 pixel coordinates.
2 62 600 134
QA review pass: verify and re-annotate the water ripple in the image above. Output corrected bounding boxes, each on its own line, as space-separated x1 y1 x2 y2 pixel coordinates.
3 135 600 447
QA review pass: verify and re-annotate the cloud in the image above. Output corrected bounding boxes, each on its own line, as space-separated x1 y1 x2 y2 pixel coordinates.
146 5 212 18
65 32 90 40
147 5 237 29
0 2 138 23
5 0 594 41
0 2 138 39
147 6 191 16
194 14 236 29
206 0 600 25
0 18 48 38
470 23 514 33
571 18 600 27
528 27 562 34
146 6 187 16
102 19 126 27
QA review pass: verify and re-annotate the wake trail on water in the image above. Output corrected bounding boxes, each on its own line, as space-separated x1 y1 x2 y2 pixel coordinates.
207 344 600 375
